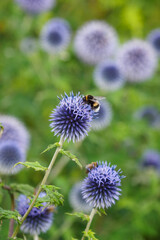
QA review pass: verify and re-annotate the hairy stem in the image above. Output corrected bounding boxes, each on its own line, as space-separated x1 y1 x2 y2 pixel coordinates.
33 234 39 240
11 137 64 238
81 208 97 240
8 192 15 238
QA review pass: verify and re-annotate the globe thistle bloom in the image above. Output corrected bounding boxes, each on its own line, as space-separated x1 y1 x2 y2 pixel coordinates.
82 162 125 209
94 61 125 91
20 37 37 54
134 106 159 125
15 0 56 14
147 29 160 56
69 181 93 213
74 21 118 65
141 150 160 171
40 18 71 54
17 192 54 235
91 101 112 131
50 92 94 142
0 115 30 151
0 140 26 175
117 39 157 82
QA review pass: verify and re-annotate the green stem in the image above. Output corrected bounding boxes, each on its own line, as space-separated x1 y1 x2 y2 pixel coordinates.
33 234 39 240
81 208 97 240
11 137 64 239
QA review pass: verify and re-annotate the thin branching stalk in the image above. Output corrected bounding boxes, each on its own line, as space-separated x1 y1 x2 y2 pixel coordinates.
8 191 15 238
11 137 64 238
81 208 97 240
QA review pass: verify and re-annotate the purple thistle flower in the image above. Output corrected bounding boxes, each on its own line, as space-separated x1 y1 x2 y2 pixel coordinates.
117 39 157 82
134 106 159 125
15 0 56 14
17 192 54 235
0 115 30 151
40 18 71 54
147 29 160 56
141 150 160 171
91 101 112 131
82 162 125 209
50 92 94 142
94 61 125 91
69 181 93 213
74 21 118 65
0 140 26 175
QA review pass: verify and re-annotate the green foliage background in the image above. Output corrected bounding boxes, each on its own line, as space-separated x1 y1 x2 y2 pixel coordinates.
0 0 160 239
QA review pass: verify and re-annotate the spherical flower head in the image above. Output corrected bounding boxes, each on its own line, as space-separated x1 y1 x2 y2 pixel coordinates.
74 21 118 65
0 140 26 175
141 150 160 171
117 39 157 82
17 192 53 235
91 101 112 131
94 61 125 91
50 92 94 142
40 18 71 54
69 181 93 213
82 162 125 209
147 29 160 56
15 0 56 14
20 37 37 54
0 115 30 151
134 106 159 125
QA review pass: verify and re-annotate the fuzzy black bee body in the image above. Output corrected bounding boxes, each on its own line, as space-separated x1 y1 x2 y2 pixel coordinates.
82 95 105 112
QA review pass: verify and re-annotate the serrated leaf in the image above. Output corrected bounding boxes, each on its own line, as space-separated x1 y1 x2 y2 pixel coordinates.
41 142 60 154
59 149 82 168
10 183 34 196
0 207 21 223
67 212 90 222
14 161 47 171
34 185 64 207
83 229 98 240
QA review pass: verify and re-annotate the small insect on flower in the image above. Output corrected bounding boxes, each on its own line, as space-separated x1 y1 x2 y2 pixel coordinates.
147 29 160 56
82 95 105 112
86 162 98 173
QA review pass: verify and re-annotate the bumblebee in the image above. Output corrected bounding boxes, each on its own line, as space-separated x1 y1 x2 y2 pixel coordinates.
82 95 105 112
86 162 98 173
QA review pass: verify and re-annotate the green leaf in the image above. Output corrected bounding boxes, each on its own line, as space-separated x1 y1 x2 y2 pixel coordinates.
13 161 47 171
59 149 82 168
83 229 98 240
67 212 90 222
0 207 21 223
35 185 64 207
96 208 107 216
41 142 60 154
9 238 24 240
0 123 4 138
10 183 34 196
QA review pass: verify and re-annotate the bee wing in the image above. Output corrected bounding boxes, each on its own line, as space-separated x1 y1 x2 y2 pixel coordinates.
95 96 106 100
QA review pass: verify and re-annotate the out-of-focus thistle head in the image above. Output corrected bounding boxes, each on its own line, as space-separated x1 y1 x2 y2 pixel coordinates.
91 101 112 131
50 92 94 142
0 115 30 151
147 29 160 56
134 106 159 125
15 0 56 14
141 150 160 171
74 21 118 65
17 192 54 235
69 181 93 213
40 18 71 54
82 161 125 209
117 39 157 82
94 61 125 91
0 140 26 175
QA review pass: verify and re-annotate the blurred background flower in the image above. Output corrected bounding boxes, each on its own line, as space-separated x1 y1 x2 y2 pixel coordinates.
147 29 160 56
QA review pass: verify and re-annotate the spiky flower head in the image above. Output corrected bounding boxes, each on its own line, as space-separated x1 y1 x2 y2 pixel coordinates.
74 21 118 65
0 115 30 151
141 150 160 171
91 101 112 131
117 39 157 82
69 181 93 213
40 18 71 54
94 61 125 91
82 162 125 209
0 140 26 175
50 92 94 142
15 0 56 14
134 106 159 125
147 29 160 56
17 192 54 235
